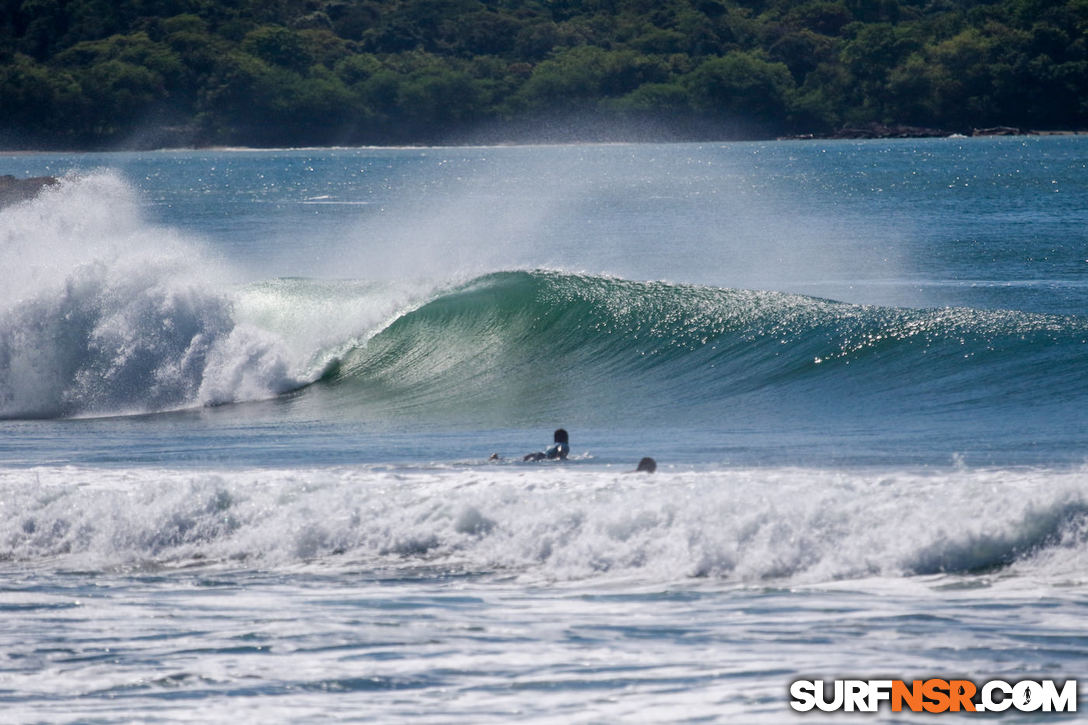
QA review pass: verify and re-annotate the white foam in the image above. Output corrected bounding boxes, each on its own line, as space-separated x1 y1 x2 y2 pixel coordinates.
2 465 1085 587
231 277 436 378
0 173 319 417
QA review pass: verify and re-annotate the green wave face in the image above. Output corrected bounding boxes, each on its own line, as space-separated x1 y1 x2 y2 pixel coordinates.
318 270 1088 427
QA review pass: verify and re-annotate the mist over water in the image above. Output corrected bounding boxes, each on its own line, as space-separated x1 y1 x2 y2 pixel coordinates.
6 144 918 295
292 144 915 299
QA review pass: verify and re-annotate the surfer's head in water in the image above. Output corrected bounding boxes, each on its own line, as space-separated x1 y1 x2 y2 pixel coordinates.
635 456 656 473
523 428 570 461
547 428 570 459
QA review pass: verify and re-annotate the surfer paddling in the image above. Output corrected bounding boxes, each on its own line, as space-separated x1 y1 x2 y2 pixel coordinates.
523 428 570 461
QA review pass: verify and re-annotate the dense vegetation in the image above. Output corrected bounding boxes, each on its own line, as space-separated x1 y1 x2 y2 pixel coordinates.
1 0 1085 147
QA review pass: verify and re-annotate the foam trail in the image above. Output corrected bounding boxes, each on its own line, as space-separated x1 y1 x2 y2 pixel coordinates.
0 172 303 418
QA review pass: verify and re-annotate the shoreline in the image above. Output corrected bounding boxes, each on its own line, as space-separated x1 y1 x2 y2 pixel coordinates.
0 129 1083 155
780 124 1085 140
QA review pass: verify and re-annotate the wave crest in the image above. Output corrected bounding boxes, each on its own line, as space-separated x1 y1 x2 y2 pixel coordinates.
0 172 300 418
326 270 1088 423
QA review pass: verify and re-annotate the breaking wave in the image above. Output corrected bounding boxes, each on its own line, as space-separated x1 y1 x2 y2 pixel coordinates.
0 172 308 417
3 465 1086 585
4 174 1087 425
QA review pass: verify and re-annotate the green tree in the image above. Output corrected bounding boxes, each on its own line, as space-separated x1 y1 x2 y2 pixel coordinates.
54 32 185 87
241 25 311 72
327 2 382 41
437 10 523 57
607 81 691 114
16 0 69 59
518 46 669 112
768 28 837 79
334 52 383 87
397 67 485 126
839 22 922 118
783 1 853 36
0 54 84 141
73 59 169 138
685 50 797 127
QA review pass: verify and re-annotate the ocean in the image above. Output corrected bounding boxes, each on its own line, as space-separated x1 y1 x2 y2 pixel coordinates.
0 138 1085 722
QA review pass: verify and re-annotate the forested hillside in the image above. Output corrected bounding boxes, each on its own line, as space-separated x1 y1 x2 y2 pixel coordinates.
1 0 1085 148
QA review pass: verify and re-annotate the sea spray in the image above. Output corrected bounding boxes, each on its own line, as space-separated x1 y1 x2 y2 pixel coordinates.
0 173 302 417
231 277 438 382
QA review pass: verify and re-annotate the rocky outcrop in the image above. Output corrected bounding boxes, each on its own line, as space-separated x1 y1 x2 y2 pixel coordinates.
971 126 1022 136
783 123 1045 141
0 175 59 208
781 123 949 140
831 123 948 139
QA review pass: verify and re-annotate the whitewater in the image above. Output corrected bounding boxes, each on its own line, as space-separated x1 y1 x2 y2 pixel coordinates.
1 139 1086 722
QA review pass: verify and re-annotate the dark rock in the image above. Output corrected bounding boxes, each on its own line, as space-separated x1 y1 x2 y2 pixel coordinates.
0 175 59 208
971 126 1021 136
832 122 948 139
781 122 950 141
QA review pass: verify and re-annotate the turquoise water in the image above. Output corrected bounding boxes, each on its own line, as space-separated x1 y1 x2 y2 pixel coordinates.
1 138 1086 721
